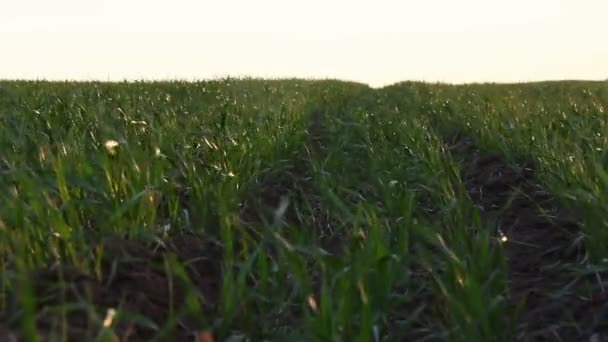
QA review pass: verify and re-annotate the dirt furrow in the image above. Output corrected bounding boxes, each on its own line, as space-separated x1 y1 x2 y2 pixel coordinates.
448 136 606 341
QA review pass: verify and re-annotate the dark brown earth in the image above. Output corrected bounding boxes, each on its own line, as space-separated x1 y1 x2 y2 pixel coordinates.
448 136 607 341
22 233 223 341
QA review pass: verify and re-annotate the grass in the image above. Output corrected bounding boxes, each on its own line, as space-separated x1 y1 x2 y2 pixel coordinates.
0 79 607 341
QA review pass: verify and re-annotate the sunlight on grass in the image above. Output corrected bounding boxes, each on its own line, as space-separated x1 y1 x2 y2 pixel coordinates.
0 79 606 340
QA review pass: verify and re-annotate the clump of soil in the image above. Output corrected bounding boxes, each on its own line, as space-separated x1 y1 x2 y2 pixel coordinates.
448 136 606 341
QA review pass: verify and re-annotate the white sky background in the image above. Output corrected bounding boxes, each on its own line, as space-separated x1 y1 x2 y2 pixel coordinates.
0 0 606 87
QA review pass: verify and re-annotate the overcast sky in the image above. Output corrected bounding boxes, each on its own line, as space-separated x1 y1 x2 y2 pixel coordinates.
1 0 606 87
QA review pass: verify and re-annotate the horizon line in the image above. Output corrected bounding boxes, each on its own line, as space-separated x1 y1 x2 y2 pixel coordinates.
1 76 607 89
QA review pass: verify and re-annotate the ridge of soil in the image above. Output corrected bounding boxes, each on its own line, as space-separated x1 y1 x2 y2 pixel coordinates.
448 136 606 341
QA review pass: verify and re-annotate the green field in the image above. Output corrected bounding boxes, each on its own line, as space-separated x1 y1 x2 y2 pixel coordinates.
1 79 607 341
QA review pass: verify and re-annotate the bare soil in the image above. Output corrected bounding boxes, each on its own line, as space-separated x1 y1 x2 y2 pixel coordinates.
24 233 223 341
448 136 606 341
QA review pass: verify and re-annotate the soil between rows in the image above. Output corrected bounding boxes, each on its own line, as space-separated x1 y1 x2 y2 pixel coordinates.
448 136 606 341
12 233 223 341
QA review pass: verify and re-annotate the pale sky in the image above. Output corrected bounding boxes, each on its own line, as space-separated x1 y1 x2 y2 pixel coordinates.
0 0 606 87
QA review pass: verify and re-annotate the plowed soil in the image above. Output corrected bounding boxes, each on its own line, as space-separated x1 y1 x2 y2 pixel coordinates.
449 136 606 341
23 233 223 341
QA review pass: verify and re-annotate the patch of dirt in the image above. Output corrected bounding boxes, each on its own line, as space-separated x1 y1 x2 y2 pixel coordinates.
20 233 223 341
448 136 606 341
